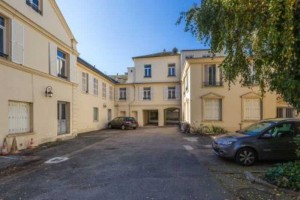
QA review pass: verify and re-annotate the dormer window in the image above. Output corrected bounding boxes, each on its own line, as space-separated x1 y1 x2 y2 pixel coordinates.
26 0 42 14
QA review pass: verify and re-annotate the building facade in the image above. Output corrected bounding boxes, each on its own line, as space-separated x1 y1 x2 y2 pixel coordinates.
0 1 298 152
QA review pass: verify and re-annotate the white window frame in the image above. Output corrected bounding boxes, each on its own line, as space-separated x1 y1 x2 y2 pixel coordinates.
82 72 88 93
243 98 261 121
57 50 68 79
8 101 32 134
93 78 98 96
168 64 176 77
277 107 297 118
119 88 127 100
93 107 99 121
168 87 176 100
102 83 107 99
143 87 151 100
144 65 152 77
0 16 7 57
27 0 42 14
203 99 222 121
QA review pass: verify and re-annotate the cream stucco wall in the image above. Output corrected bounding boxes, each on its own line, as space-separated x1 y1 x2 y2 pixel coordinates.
74 63 116 133
133 55 181 83
182 57 277 131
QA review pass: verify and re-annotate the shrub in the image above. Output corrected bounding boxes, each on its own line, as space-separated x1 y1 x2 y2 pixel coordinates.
265 161 300 191
205 125 228 135
294 136 300 158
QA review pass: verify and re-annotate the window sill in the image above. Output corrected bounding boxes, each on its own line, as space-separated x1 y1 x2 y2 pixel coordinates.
167 75 176 77
242 120 261 123
143 99 152 101
202 120 223 123
119 99 127 101
144 76 152 78
7 132 35 138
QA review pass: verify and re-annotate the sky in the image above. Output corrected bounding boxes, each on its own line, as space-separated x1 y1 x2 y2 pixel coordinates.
56 0 206 75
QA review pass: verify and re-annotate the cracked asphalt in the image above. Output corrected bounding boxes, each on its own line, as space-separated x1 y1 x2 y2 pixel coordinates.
0 127 231 200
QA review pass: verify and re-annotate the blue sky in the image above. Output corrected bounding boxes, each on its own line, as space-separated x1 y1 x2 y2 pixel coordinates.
56 0 205 75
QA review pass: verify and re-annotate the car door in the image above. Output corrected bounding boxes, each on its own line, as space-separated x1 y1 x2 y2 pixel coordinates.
117 117 124 128
111 117 119 127
257 122 296 160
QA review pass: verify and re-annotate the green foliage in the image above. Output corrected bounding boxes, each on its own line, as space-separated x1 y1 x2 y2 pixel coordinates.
265 161 300 191
178 0 300 110
295 136 300 158
190 124 228 135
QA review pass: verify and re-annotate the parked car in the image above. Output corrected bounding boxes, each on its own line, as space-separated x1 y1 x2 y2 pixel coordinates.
212 118 300 166
108 117 138 130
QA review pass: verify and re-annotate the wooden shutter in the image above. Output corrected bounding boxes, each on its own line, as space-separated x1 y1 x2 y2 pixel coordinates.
204 65 209 83
88 74 93 94
175 85 180 100
8 102 30 134
164 86 168 100
115 88 119 101
150 87 154 100
69 54 76 82
139 87 143 101
12 20 24 64
126 87 130 101
49 42 57 76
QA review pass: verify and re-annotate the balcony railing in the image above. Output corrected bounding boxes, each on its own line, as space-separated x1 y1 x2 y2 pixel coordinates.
203 81 223 87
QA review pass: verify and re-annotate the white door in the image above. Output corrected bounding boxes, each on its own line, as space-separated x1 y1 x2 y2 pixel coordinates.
58 102 67 135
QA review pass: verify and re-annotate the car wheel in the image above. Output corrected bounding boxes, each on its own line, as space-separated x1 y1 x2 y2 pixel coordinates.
235 147 257 166
133 127 137 130
108 124 112 129
121 125 126 130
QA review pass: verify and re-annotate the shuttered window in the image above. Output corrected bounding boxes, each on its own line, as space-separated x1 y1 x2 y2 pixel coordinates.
93 78 98 96
102 83 107 99
109 86 113 100
8 102 31 134
82 72 88 93
243 99 261 120
204 99 222 121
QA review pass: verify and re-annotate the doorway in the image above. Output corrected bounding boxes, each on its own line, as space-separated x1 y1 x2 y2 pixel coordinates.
57 102 69 135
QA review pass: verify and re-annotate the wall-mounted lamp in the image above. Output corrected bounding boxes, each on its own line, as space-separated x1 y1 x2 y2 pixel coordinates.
45 86 53 97
103 103 107 108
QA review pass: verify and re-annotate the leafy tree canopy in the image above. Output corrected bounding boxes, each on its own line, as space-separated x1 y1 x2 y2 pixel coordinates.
178 0 300 110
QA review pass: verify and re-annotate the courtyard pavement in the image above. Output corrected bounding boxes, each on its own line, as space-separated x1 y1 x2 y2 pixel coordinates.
0 127 298 200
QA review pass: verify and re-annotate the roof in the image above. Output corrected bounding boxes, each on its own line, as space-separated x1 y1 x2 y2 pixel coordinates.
181 49 211 52
109 75 128 84
132 51 180 59
77 57 118 84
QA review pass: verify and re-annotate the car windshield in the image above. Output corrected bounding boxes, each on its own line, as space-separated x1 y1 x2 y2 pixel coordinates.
125 117 135 121
240 121 275 136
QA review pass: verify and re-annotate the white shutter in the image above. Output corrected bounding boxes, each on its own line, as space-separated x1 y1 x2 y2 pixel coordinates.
204 65 209 82
164 86 168 100
151 87 154 101
244 99 261 120
139 87 143 101
8 102 30 134
69 54 76 82
175 85 180 100
12 20 24 65
88 74 93 94
49 42 57 76
204 99 220 120
126 87 130 101
115 88 119 101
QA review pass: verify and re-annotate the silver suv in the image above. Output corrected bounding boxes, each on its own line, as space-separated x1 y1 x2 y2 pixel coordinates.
212 118 300 166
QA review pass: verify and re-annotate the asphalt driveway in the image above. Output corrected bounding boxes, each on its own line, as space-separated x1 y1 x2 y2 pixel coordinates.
0 127 231 200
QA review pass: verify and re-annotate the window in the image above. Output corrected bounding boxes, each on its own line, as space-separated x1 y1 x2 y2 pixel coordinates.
93 78 98 96
267 123 295 138
82 72 88 93
93 107 99 121
143 87 151 100
57 50 68 79
102 83 107 99
204 65 222 87
277 107 297 118
8 101 32 134
168 64 176 77
0 16 8 58
144 65 152 77
204 99 222 121
109 86 113 100
168 87 176 99
119 88 127 100
26 0 42 14
243 99 261 121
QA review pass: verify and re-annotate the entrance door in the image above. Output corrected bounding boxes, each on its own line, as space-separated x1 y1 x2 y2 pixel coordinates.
107 109 112 122
148 111 158 125
58 102 68 135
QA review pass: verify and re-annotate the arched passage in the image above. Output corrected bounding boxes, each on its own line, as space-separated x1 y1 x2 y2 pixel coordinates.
164 108 180 125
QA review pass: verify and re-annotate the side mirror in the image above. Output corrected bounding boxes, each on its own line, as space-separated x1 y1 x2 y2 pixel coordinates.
260 133 273 139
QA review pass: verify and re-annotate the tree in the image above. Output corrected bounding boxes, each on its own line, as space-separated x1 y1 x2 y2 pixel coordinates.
178 0 300 110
